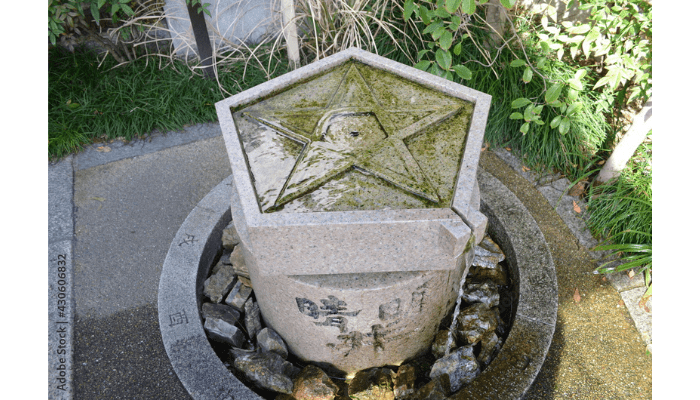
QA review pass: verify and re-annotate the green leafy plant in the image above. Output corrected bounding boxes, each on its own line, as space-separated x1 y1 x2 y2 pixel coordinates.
587 137 651 295
49 1 142 60
534 0 652 105
594 237 651 274
402 0 591 137
594 234 652 302
49 0 136 42
403 0 516 81
507 56 588 135
48 0 88 47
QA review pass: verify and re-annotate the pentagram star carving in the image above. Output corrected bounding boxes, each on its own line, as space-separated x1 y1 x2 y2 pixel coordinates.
244 64 463 211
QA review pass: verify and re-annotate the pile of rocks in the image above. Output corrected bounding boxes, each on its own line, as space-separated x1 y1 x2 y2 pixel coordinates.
200 221 513 399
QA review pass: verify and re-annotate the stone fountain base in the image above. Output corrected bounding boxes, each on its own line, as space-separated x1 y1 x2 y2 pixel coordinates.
158 168 557 399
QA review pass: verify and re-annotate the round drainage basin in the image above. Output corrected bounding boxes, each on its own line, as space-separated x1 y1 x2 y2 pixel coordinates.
158 167 557 399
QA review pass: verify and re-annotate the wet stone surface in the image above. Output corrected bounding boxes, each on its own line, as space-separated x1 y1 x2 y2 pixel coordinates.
231 60 475 213
200 221 516 398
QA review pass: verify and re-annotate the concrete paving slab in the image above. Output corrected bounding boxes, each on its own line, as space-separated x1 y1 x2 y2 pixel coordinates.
70 133 231 398
75 123 223 171
73 135 231 317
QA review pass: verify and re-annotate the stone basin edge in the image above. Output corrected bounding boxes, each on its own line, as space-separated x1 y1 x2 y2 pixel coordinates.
448 169 558 400
158 168 557 400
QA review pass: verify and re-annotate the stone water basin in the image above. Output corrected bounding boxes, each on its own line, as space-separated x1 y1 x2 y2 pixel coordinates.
215 48 492 374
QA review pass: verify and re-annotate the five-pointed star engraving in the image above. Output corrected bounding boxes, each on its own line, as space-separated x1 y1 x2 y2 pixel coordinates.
244 64 463 211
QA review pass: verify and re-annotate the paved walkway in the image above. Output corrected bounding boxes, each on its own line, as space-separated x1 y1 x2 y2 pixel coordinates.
48 123 651 399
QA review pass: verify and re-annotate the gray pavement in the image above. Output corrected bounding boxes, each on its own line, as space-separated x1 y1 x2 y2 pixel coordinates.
48 122 652 399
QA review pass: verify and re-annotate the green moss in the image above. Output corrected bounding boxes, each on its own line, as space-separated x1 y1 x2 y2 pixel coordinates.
234 60 476 213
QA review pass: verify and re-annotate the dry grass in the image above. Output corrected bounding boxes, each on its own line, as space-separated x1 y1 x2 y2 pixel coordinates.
292 0 413 62
84 0 420 96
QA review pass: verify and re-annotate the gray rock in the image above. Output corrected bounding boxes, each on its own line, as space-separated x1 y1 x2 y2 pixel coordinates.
393 364 417 400
220 249 233 265
244 298 262 339
203 262 236 303
222 221 240 250
429 345 480 394
477 331 502 366
409 373 450 399
230 348 295 394
456 303 498 344
257 327 288 359
468 265 509 286
431 329 456 359
225 279 253 311
201 302 241 323
210 259 226 275
229 245 250 279
291 365 339 400
347 367 396 400
204 316 245 347
241 339 256 351
462 281 500 308
473 236 505 269
478 235 505 257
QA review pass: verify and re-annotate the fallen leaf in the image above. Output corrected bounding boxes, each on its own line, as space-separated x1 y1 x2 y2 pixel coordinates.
505 147 511 151
627 269 635 278
522 166 530 172
96 146 111 153
573 288 581 303
601 276 607 282
573 200 581 213
597 160 605 165
568 181 586 197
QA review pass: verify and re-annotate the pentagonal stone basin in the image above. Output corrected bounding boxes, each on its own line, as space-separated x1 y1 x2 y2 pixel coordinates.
215 48 492 374
232 60 475 213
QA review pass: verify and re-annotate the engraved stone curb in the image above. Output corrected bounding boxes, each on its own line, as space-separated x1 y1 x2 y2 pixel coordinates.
159 169 557 399
49 156 75 400
158 175 264 400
